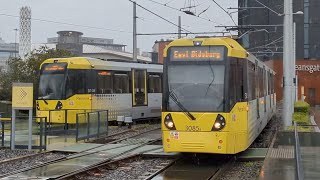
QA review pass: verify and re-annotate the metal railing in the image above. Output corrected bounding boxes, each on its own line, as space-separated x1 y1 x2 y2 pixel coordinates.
76 110 108 142
0 120 9 147
0 116 47 150
294 121 304 180
45 109 96 136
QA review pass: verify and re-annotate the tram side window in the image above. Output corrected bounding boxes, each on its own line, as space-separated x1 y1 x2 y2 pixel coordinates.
148 74 162 93
97 71 113 94
271 74 275 94
259 67 264 98
113 73 129 93
247 61 256 101
66 70 86 97
229 59 244 108
268 72 271 95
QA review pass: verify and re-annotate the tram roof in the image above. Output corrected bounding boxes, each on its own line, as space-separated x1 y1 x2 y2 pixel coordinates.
40 57 163 73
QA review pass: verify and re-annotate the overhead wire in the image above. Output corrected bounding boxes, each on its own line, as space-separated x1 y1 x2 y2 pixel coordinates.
210 0 237 26
0 12 131 33
144 0 224 26
129 0 192 33
247 36 283 51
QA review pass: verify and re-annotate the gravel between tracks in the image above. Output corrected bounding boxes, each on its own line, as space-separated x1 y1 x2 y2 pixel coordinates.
0 149 36 161
0 152 68 175
217 161 264 180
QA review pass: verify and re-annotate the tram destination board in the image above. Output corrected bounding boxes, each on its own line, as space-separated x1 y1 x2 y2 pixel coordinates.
169 46 225 61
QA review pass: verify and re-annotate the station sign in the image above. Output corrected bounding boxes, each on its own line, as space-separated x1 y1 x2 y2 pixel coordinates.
12 83 33 109
296 64 320 74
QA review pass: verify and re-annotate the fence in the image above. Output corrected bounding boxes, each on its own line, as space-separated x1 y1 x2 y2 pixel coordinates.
0 116 47 150
76 110 108 142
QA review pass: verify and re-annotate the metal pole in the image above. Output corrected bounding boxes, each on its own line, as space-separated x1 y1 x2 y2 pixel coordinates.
28 109 32 150
133 1 138 61
294 121 304 180
293 22 298 102
283 0 293 127
14 28 18 58
178 16 182 39
11 109 15 150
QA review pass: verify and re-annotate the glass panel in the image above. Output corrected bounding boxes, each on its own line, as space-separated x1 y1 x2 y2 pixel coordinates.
99 111 108 134
168 64 225 112
88 112 99 136
77 113 88 140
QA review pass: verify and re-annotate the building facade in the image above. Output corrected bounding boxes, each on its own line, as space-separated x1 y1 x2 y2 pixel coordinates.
48 31 127 54
0 37 18 71
238 0 320 106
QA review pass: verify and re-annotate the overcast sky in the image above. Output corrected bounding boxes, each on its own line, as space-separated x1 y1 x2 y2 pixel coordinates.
0 0 237 52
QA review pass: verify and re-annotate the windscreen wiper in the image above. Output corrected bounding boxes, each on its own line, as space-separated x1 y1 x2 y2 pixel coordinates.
169 91 196 120
38 97 49 105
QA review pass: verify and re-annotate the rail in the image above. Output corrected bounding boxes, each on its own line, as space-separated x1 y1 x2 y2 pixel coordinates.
294 121 304 180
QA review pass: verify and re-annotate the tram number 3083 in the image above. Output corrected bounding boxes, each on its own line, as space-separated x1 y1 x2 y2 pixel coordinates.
186 125 201 132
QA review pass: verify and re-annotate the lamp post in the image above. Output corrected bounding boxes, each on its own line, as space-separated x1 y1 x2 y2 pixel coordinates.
282 0 303 127
282 0 293 127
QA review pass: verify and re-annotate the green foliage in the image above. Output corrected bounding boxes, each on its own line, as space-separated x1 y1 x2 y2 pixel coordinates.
294 101 310 113
292 112 310 125
0 46 74 101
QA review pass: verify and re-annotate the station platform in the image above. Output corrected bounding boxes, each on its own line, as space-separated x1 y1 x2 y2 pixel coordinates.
258 131 320 180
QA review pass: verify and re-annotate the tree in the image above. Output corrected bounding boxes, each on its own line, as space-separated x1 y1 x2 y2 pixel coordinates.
0 46 74 101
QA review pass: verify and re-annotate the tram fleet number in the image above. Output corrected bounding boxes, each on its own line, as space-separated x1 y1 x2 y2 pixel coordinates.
186 125 201 131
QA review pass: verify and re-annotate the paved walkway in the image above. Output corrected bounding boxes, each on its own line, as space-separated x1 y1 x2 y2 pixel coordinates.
259 108 320 180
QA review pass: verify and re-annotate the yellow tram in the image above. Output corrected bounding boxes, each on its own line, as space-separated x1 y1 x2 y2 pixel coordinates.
161 37 276 154
36 57 162 124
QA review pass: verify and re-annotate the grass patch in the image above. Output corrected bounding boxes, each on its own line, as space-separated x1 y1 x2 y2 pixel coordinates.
292 112 309 125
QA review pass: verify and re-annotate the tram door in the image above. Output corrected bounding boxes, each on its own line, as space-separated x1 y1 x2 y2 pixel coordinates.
132 69 148 106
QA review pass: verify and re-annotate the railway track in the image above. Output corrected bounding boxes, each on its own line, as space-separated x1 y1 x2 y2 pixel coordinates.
59 155 176 180
1 127 163 179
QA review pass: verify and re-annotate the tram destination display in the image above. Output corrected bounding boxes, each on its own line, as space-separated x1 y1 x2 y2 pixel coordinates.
170 46 225 61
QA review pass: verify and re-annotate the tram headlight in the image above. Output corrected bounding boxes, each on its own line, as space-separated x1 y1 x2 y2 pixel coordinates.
164 113 176 130
55 101 63 110
212 114 226 131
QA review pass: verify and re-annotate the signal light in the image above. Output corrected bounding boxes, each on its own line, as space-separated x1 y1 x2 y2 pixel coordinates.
164 113 176 130
193 41 203 46
212 114 226 131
